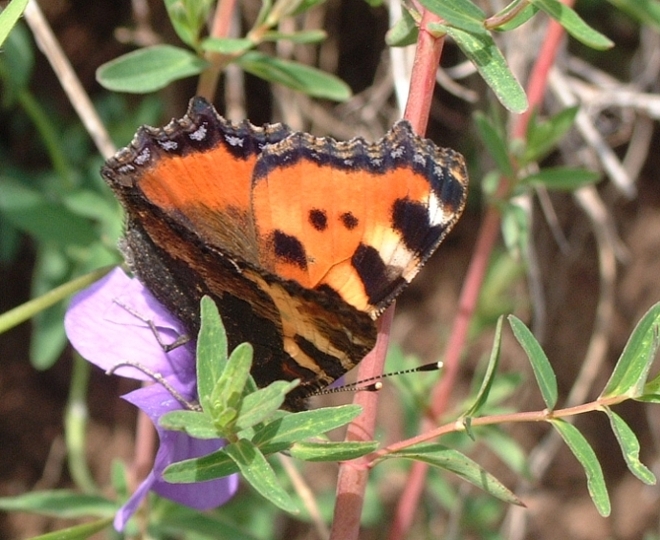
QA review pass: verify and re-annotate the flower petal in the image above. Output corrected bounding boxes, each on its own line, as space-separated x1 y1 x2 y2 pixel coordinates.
114 384 238 531
65 268 195 383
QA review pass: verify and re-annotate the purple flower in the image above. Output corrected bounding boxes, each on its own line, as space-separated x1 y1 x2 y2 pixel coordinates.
64 268 238 531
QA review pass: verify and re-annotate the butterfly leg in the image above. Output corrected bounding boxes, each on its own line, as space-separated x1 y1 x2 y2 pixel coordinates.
112 298 192 352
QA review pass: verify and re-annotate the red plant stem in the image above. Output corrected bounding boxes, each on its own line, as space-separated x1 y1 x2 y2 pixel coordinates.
330 307 394 540
403 13 445 133
196 0 236 100
330 8 445 540
388 9 573 540
513 17 568 139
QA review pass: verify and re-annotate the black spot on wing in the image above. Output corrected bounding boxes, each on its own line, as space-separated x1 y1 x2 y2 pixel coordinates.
315 283 344 302
272 230 308 269
340 211 359 230
392 197 444 255
351 243 406 306
309 209 328 231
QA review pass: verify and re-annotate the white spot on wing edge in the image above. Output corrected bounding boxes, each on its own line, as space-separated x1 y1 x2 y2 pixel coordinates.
158 140 178 151
134 148 151 165
189 123 207 141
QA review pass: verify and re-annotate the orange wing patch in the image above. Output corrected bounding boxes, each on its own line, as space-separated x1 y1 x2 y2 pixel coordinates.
251 125 467 317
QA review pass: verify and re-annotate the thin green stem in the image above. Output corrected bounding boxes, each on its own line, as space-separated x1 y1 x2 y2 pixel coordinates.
65 353 96 493
0 265 113 334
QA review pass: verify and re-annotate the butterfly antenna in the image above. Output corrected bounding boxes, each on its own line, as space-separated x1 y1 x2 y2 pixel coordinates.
107 360 201 411
320 361 443 396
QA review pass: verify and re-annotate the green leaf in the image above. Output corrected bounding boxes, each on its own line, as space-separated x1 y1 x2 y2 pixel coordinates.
0 21 35 94
523 106 579 163
237 51 351 101
164 0 214 48
602 407 656 485
164 405 363 483
385 8 419 47
225 439 298 513
435 25 527 113
418 0 486 32
196 296 227 411
389 443 523 505
606 0 660 32
501 202 529 259
550 419 611 516
481 426 529 477
601 302 660 399
159 410 220 439
508 315 558 410
209 342 253 426
464 315 504 418
473 111 514 177
201 37 254 55
0 0 29 48
235 380 299 431
252 405 363 453
530 0 614 50
0 490 115 518
522 167 600 191
289 440 378 462
164 448 240 482
0 180 97 246
96 45 207 93
261 29 327 44
490 2 539 31
158 501 262 540
29 518 114 540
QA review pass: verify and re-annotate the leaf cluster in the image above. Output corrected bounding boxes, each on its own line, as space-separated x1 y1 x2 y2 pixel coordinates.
160 297 378 513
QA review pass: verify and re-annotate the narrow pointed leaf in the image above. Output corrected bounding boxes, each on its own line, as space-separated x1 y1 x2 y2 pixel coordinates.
252 405 363 452
606 0 660 32
237 51 351 101
289 440 378 462
508 315 558 409
164 449 239 482
524 106 579 163
225 439 298 513
473 112 515 177
0 0 29 47
197 296 227 410
29 518 114 540
210 342 253 418
418 0 486 32
522 167 600 191
236 380 299 430
601 302 660 399
96 45 207 93
159 410 220 439
490 2 539 31
439 25 527 112
389 443 523 505
0 490 115 518
530 0 613 50
159 504 263 539
464 315 504 418
551 419 611 516
385 8 419 46
164 0 214 47
201 37 254 54
602 407 655 485
261 30 327 43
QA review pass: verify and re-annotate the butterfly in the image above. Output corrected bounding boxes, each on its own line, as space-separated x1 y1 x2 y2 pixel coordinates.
102 97 468 410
